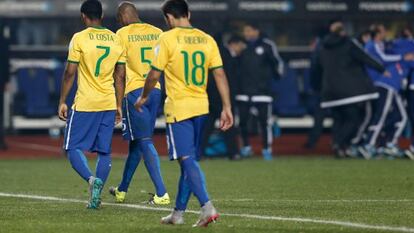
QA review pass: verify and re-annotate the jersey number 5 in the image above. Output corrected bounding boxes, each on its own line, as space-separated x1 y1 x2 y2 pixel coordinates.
141 47 152 78
181 51 206 86
95 46 110 77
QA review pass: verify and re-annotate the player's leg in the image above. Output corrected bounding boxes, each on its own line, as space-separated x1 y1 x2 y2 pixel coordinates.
140 138 168 201
111 89 169 203
383 92 407 157
96 152 111 183
90 110 116 209
191 115 219 227
139 89 169 203
161 165 189 225
256 101 274 160
360 86 393 159
116 140 142 192
163 118 218 227
110 95 142 202
64 110 98 182
305 96 325 149
162 122 191 225
63 110 103 209
351 101 372 146
338 104 361 150
181 116 210 207
67 149 93 182
237 99 252 156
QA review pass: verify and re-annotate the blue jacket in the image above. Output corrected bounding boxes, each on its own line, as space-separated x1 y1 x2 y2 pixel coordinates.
393 38 414 87
365 40 405 91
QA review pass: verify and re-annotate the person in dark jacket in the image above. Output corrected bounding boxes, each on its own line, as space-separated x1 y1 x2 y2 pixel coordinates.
313 22 386 156
237 22 284 160
305 33 328 149
202 35 245 160
0 21 10 150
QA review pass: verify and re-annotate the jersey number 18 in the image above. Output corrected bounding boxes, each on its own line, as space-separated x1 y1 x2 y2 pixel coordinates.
181 50 206 86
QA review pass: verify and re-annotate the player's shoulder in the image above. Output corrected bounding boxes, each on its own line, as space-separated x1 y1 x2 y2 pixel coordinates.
158 29 177 42
72 28 89 40
116 25 129 36
117 23 162 34
194 28 217 44
144 23 163 34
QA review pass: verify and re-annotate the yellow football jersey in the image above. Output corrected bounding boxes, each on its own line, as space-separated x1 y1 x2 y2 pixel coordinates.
151 27 223 123
67 26 127 112
116 22 162 94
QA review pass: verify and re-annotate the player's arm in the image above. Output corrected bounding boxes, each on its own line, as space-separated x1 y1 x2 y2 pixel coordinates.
209 39 233 131
113 63 126 124
135 35 168 111
58 62 78 121
135 69 162 112
212 68 233 131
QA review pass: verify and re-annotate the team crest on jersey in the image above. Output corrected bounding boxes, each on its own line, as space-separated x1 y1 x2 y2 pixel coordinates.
255 46 264 55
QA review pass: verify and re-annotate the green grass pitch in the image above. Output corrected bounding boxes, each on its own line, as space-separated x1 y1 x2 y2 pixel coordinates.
0 157 413 233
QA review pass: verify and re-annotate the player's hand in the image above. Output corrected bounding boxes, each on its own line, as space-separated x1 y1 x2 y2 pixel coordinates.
219 107 234 131
58 103 68 121
383 71 391 78
115 107 122 125
134 96 148 112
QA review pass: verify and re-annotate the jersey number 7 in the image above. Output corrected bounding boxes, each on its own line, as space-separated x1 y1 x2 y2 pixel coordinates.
95 46 110 77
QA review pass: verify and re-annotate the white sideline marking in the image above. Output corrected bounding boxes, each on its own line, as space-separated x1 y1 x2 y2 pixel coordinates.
0 192 414 232
215 199 414 203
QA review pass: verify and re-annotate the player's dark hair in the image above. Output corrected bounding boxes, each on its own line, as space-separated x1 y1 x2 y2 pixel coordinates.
244 22 260 30
370 29 380 39
81 0 103 20
228 35 244 44
162 0 189 19
356 29 371 44
328 18 342 27
370 26 381 39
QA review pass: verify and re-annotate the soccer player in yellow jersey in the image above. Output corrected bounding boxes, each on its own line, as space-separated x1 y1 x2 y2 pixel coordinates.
58 0 126 209
108 2 170 205
135 0 233 227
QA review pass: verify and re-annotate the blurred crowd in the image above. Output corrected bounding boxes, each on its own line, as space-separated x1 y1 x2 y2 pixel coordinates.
204 20 414 160
304 20 414 159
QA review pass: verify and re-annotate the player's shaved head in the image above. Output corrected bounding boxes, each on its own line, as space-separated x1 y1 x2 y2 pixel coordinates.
117 1 140 26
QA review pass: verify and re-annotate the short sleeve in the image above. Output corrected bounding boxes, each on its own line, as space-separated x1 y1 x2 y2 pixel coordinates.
67 34 81 63
116 32 127 64
151 36 169 72
209 39 223 70
118 45 127 65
